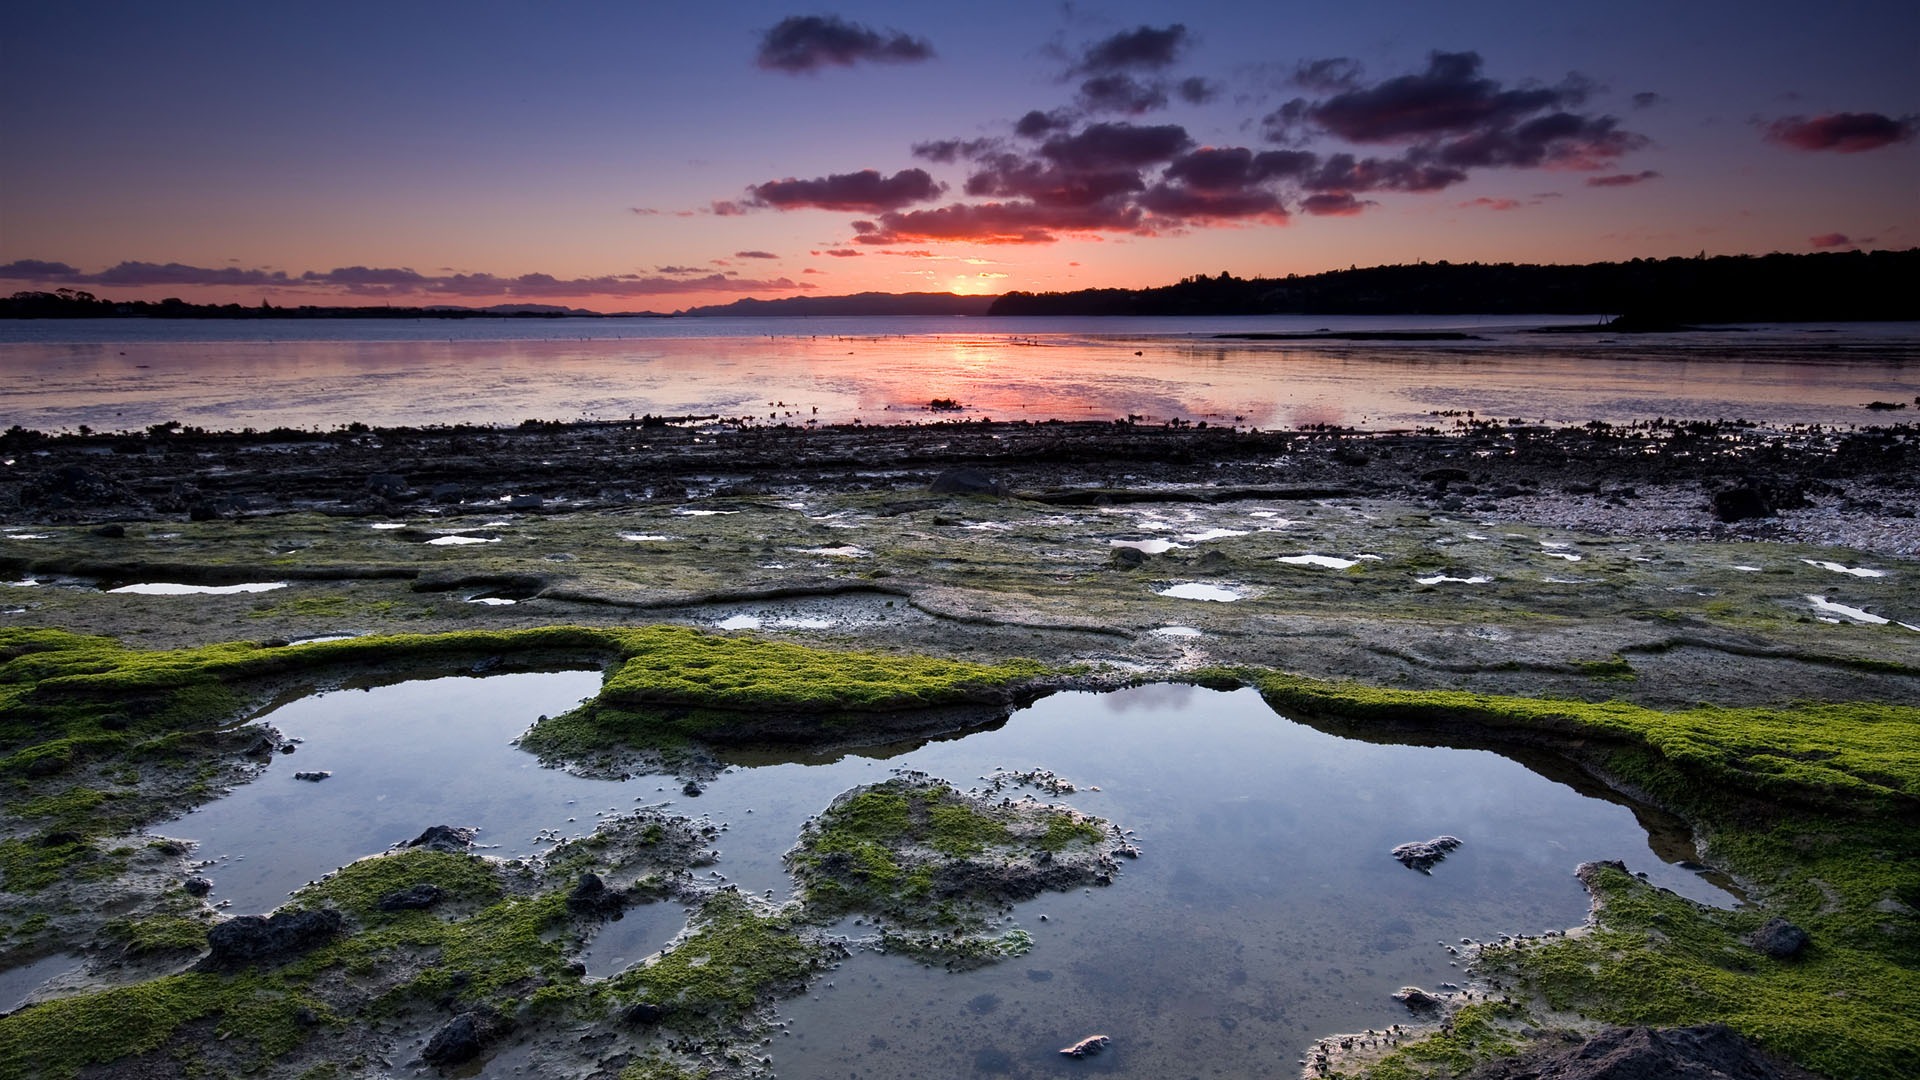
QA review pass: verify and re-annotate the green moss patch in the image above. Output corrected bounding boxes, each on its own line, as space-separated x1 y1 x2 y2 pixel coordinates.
788 776 1120 935
609 890 826 1019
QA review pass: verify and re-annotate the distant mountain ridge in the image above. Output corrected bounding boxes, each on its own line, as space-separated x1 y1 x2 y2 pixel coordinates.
676 291 998 318
987 249 1920 322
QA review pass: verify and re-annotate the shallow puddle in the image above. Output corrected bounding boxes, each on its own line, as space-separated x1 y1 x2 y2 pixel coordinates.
0 953 85 1013
1156 583 1242 602
424 535 497 546
1806 595 1889 625
1802 559 1888 578
1279 554 1359 570
155 675 1738 1075
107 582 288 595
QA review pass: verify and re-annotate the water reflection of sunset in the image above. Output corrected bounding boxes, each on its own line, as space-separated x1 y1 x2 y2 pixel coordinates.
3 323 1914 435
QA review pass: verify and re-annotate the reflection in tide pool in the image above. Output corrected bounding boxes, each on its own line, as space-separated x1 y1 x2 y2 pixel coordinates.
162 674 1735 1076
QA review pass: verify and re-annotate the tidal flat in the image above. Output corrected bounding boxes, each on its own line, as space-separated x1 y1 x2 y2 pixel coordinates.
0 419 1915 1079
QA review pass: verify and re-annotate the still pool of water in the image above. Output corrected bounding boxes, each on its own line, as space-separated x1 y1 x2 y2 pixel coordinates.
157 672 1735 1075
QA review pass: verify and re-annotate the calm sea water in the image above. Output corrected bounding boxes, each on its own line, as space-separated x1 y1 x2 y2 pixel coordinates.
3 316 1916 433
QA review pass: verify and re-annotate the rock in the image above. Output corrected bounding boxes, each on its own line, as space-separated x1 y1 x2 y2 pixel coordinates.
377 883 447 912
1421 467 1472 484
183 876 213 897
1392 986 1444 1011
620 1001 668 1025
682 780 703 797
292 770 331 782
1710 486 1772 522
421 1006 510 1068
1391 835 1463 874
1749 917 1810 959
1460 1023 1823 1080
405 825 478 853
930 467 1006 496
365 473 410 497
90 523 126 538
506 493 543 509
200 908 343 970
566 872 625 916
1108 546 1149 569
430 482 466 502
1059 1034 1110 1058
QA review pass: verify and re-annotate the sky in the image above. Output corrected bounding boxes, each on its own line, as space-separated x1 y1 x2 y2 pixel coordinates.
2 1 1915 312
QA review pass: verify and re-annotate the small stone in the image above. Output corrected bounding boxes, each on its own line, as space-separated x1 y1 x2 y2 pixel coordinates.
1750 917 1811 959
182 876 213 897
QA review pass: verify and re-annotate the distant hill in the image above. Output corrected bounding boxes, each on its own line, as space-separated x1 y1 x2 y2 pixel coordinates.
676 291 998 318
988 249 1920 322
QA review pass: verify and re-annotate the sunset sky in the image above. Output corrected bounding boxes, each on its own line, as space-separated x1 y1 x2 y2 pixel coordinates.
3 1 1915 311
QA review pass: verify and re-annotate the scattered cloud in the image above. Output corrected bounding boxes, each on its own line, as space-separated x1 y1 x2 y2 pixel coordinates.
1808 232 1853 248
755 15 933 74
628 207 661 216
1283 51 1581 143
911 137 1001 164
654 265 705 275
748 168 946 212
1459 196 1525 211
1291 58 1364 93
1072 24 1189 75
1300 192 1371 216
1015 109 1074 139
852 200 1148 245
1176 77 1219 105
1765 112 1917 153
1631 92 1666 109
1038 122 1192 170
1586 169 1661 187
814 249 864 258
733 250 780 259
1078 73 1168 115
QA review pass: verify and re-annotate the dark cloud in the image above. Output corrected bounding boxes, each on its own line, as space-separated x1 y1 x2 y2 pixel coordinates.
1073 24 1188 74
1077 74 1168 115
802 268 824 274
1015 109 1073 139
734 250 779 259
1459 196 1525 211
1176 77 1218 105
749 168 946 212
1301 51 1580 143
0 260 810 299
1300 192 1372 216
654 265 706 275
1766 112 1917 153
817 249 864 258
1809 233 1853 248
854 200 1148 245
1291 58 1364 93
709 200 749 216
1162 147 1316 190
1137 183 1288 223
755 15 933 74
1303 153 1467 194
964 156 1146 207
1631 92 1666 109
1430 112 1646 170
1586 170 1661 187
911 137 1001 164
1039 122 1192 170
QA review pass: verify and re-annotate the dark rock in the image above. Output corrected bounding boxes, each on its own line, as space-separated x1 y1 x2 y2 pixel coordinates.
1108 546 1149 569
405 825 478 853
90 523 126 538
183 876 213 897
187 501 223 521
365 473 410 497
1421 467 1472 484
620 1001 668 1025
243 735 277 757
1710 486 1772 522
1392 986 1444 1011
429 482 465 502
567 872 625 916
930 467 1006 496
682 780 703 797
1195 549 1230 570
1461 1023 1823 1080
421 1006 511 1069
200 908 343 971
471 655 503 674
1749 917 1810 959
377 883 447 912
1391 835 1463 874
292 770 331 782
24 754 67 778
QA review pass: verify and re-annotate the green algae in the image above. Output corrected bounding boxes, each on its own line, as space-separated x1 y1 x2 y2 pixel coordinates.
1240 669 1919 1080
610 890 825 1019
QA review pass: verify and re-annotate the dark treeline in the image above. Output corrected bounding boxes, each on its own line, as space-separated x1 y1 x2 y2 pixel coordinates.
0 291 662 320
987 249 1920 322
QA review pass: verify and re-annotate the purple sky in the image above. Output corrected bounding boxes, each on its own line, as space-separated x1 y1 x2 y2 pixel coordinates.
2 1 1914 309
